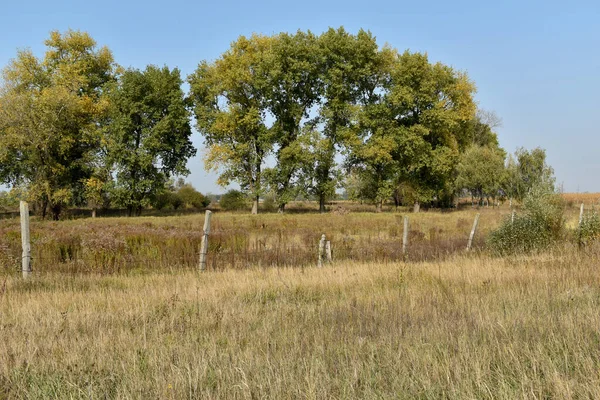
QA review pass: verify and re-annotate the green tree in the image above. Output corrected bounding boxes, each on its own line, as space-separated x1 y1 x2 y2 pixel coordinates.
504 147 554 203
348 51 476 212
455 145 506 206
0 30 115 219
387 51 476 212
188 35 273 214
308 28 384 213
105 65 195 216
263 30 323 213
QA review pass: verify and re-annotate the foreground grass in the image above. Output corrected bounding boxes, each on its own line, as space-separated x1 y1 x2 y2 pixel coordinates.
2 248 600 398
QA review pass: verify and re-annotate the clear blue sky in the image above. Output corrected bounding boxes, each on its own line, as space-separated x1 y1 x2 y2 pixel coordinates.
1 0 599 193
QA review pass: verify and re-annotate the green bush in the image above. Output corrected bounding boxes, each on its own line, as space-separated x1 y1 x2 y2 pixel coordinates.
261 193 277 213
177 185 210 209
152 191 183 210
219 190 249 211
576 210 600 247
488 184 565 254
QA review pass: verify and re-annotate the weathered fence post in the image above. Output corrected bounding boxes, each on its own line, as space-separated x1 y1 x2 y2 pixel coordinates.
579 203 584 228
466 213 480 251
20 201 31 278
402 216 409 255
318 234 326 267
325 240 332 264
199 210 212 271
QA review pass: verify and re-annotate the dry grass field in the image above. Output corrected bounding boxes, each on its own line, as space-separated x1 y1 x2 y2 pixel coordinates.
0 204 596 398
2 246 600 398
562 192 600 207
1 208 511 274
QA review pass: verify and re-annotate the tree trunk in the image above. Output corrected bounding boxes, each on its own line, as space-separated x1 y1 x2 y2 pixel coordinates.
376 200 382 213
413 200 420 213
41 200 48 220
51 204 61 221
319 194 326 214
251 195 259 215
92 208 97 218
127 206 133 217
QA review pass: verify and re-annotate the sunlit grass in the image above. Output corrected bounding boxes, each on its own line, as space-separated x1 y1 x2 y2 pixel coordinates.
2 246 600 398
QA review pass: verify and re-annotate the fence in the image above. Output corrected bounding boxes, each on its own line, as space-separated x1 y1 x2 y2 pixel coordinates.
0 204 492 277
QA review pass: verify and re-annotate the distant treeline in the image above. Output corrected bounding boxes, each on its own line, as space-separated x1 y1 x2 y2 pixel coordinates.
0 28 554 218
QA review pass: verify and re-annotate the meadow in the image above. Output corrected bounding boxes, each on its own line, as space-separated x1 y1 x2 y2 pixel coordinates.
0 201 597 398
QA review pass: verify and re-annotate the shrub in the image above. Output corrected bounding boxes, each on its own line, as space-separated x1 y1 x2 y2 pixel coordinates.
576 210 600 247
488 184 565 254
177 185 210 209
261 193 277 213
219 190 249 211
152 191 183 210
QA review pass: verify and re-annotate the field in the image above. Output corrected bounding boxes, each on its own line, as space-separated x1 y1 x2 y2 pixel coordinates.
0 203 597 398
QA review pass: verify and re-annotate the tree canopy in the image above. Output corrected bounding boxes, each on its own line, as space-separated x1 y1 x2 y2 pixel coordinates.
0 30 115 219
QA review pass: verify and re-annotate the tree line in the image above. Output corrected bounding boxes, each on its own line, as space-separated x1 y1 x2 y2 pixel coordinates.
0 28 553 218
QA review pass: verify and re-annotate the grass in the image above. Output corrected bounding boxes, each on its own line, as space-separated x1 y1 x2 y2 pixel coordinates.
0 203 595 397
2 246 600 398
1 207 516 274
562 192 600 207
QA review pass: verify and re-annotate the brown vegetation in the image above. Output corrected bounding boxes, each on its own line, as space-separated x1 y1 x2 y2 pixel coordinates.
2 246 600 397
0 208 511 274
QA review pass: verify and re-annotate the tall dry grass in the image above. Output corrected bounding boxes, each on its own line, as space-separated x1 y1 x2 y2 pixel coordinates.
2 245 600 398
0 208 510 273
562 192 600 207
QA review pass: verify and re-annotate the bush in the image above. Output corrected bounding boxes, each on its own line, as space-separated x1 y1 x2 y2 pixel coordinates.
219 190 249 211
177 185 210 209
488 184 565 254
153 191 183 210
261 193 277 213
576 210 600 247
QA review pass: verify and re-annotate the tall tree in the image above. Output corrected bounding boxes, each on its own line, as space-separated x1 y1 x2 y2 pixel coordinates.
389 52 476 211
348 51 476 212
188 35 273 214
308 28 385 213
0 30 115 219
105 65 195 216
262 30 323 213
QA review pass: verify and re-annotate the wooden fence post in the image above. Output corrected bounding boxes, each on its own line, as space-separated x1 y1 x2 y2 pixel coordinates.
402 216 409 255
318 234 326 267
325 240 332 264
579 203 584 228
199 210 212 271
466 213 480 251
20 201 31 278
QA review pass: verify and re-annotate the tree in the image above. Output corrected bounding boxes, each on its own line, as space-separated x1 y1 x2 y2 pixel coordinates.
308 28 384 213
0 30 115 219
387 51 476 212
348 51 476 212
105 65 195 216
504 147 554 203
455 145 506 206
188 35 273 214
263 30 323 213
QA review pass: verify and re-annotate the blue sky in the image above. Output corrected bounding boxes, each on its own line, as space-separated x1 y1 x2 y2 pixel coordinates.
1 0 599 192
